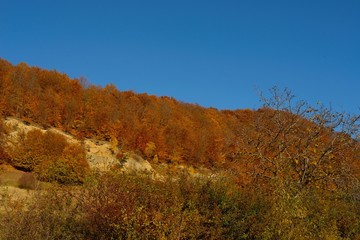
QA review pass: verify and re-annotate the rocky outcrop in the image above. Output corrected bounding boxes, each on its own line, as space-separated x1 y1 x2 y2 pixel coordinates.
120 152 154 173
4 117 156 174
84 139 119 171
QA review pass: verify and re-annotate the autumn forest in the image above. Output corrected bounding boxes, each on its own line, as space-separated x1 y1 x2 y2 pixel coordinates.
0 58 359 239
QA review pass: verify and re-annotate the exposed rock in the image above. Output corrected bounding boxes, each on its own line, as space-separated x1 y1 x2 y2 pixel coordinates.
4 117 77 144
121 152 154 173
3 117 157 174
5 118 46 141
84 139 119 171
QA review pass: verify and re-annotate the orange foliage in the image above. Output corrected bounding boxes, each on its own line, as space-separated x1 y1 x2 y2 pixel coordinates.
7 129 89 184
0 118 10 163
0 58 358 189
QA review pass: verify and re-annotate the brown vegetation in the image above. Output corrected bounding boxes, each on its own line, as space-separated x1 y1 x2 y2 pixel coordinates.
1 171 359 239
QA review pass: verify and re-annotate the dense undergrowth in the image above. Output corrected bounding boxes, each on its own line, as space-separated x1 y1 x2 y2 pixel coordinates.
0 170 359 240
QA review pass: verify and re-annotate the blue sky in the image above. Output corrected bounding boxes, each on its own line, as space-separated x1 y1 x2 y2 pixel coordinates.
1 0 359 113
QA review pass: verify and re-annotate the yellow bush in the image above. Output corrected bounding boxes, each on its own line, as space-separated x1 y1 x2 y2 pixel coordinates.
8 129 89 184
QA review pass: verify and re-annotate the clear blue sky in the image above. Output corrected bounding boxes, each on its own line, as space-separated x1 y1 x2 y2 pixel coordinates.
1 0 359 113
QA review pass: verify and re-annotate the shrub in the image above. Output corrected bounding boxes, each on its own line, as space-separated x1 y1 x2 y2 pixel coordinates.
18 172 37 190
0 187 83 240
8 129 89 184
35 144 89 184
1 171 359 239
0 118 10 164
77 171 253 239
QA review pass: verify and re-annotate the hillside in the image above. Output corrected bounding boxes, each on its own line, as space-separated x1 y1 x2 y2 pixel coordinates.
0 59 358 183
0 58 254 167
0 58 359 239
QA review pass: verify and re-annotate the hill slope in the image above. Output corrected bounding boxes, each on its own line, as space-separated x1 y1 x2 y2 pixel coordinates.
0 58 359 239
0 58 358 189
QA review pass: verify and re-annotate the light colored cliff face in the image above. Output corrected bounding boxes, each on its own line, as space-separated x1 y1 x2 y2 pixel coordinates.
121 152 154 173
4 118 78 144
84 139 119 171
3 117 155 173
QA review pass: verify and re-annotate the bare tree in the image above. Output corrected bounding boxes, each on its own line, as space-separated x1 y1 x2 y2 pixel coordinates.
236 87 359 194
